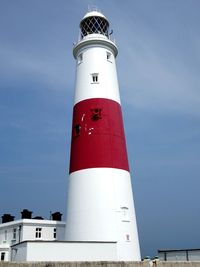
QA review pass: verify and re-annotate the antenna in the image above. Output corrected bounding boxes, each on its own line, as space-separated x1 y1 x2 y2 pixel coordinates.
87 5 101 13
49 211 52 220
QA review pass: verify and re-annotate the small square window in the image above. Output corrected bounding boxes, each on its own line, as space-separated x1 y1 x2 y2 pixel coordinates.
91 73 99 83
93 75 98 82
107 52 111 60
126 234 130 242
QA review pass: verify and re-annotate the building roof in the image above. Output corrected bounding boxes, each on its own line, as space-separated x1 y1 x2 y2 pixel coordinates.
11 240 117 247
0 219 65 228
158 248 200 252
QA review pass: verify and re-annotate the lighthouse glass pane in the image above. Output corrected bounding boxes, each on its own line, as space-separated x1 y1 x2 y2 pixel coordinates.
80 16 109 38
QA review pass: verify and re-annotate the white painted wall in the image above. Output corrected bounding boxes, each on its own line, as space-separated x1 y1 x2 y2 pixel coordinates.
22 220 65 241
0 222 21 246
11 243 27 262
12 241 118 262
188 250 200 261
73 35 120 105
0 220 65 245
66 168 141 261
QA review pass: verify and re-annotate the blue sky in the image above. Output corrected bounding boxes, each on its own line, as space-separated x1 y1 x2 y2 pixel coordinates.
0 0 200 258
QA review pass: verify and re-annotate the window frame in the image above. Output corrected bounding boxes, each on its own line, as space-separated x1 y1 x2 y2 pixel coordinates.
53 228 57 239
35 227 42 239
4 230 7 241
13 228 17 240
107 51 112 62
91 73 99 84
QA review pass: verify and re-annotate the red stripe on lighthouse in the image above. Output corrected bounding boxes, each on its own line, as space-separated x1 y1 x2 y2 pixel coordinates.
69 98 129 173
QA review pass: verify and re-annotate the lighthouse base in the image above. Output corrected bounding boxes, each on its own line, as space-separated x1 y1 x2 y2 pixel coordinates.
65 168 141 261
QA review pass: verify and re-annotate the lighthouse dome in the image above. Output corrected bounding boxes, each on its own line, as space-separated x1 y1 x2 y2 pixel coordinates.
82 10 107 20
80 10 109 39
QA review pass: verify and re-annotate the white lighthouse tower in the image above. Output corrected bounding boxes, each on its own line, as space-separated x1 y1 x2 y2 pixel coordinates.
65 10 141 261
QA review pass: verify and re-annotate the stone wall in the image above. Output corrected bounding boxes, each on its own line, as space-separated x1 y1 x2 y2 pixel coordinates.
1 261 200 267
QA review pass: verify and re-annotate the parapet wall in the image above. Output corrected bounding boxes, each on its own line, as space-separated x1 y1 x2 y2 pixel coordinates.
1 262 200 267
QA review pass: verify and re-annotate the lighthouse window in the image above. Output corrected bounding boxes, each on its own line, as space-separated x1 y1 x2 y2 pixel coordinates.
74 124 81 136
126 234 130 242
121 207 130 222
91 73 99 83
107 52 112 61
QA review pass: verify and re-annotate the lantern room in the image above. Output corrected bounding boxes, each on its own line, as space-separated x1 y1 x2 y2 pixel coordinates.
80 11 109 38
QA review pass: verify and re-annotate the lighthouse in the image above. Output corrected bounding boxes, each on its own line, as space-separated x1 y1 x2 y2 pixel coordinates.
65 10 141 261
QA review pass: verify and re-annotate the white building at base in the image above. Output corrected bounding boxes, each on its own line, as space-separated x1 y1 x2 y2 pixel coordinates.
0 211 120 262
0 210 65 261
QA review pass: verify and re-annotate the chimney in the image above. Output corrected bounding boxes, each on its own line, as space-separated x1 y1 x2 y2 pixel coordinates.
21 209 32 219
52 212 62 221
1 214 15 223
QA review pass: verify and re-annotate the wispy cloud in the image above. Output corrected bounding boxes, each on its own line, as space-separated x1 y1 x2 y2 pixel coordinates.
0 41 72 91
121 44 200 116
107 2 200 117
